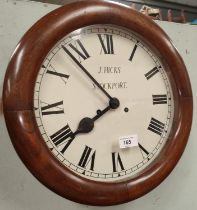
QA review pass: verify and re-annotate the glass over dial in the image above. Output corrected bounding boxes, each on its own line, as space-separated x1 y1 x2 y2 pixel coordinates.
34 25 174 182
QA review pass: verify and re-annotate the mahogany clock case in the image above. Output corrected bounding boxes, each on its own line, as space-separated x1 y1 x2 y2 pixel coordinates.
2 0 193 206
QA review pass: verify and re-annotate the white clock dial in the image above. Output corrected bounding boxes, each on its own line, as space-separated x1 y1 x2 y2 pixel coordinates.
34 25 174 182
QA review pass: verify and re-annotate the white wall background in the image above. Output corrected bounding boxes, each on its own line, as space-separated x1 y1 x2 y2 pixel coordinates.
0 0 197 209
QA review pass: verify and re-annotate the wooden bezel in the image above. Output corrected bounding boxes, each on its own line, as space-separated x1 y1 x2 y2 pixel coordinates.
3 0 192 206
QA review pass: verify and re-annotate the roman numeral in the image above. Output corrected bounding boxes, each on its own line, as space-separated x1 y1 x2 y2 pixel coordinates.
97 34 114 54
50 125 74 154
46 65 70 85
128 43 138 62
112 152 125 172
46 70 70 79
78 145 96 171
145 66 160 80
138 143 149 159
148 117 165 136
62 40 90 63
41 101 64 115
152 94 167 105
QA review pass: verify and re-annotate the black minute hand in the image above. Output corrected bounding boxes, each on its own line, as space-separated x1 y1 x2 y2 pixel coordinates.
62 45 112 100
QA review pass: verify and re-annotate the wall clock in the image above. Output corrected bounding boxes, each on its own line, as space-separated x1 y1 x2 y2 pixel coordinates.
3 0 193 206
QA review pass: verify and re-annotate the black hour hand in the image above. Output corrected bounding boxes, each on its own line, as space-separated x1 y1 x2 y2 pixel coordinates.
74 97 120 135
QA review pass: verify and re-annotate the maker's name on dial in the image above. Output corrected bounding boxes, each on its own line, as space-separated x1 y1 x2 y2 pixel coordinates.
93 81 127 90
98 66 121 74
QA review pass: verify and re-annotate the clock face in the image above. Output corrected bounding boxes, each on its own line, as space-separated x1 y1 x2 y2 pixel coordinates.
33 25 174 182
3 0 192 205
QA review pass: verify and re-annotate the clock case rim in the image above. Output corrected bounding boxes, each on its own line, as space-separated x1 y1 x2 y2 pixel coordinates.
2 0 193 206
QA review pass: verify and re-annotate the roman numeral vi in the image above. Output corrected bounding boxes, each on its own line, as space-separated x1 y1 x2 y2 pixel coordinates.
78 145 96 171
112 152 125 172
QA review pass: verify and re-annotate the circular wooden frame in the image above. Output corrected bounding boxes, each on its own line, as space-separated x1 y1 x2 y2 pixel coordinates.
3 0 192 206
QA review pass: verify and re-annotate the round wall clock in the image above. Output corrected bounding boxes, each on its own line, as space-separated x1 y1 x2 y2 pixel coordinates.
3 0 193 206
